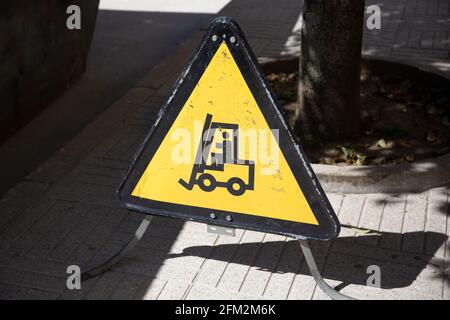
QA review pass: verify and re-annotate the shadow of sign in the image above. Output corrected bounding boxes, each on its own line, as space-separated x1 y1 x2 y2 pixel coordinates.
166 231 448 290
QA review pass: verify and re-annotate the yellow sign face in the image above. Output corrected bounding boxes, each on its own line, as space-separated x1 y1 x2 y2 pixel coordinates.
131 41 318 225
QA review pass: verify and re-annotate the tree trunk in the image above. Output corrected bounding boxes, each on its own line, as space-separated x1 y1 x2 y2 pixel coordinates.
295 0 365 144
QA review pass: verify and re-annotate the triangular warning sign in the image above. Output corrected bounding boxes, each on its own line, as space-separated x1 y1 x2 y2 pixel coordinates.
132 41 318 225
119 17 340 241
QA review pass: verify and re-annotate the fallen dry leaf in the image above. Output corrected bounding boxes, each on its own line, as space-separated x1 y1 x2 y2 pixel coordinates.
427 129 437 142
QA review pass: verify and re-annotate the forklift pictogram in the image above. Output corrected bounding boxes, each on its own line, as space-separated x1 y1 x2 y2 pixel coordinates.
179 114 255 196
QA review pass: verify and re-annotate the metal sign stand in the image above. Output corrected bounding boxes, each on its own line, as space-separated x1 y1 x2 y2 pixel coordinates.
81 215 152 281
298 240 355 300
81 215 356 300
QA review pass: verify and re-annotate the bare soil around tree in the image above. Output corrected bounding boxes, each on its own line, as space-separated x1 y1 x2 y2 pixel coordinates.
263 58 450 166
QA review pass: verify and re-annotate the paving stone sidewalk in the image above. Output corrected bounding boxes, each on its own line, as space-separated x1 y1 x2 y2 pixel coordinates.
0 0 448 299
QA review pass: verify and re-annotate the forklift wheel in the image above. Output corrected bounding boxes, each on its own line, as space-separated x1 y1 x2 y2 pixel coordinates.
198 173 216 192
227 178 246 196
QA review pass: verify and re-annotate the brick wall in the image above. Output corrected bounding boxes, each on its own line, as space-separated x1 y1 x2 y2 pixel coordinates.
0 0 99 141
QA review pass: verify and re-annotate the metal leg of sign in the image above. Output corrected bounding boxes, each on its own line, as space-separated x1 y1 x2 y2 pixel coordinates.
81 215 153 281
298 240 357 300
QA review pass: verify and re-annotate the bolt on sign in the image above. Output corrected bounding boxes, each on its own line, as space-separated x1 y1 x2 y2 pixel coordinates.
119 17 340 241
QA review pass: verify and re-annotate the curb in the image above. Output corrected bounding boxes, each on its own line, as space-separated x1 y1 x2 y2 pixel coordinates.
311 154 450 194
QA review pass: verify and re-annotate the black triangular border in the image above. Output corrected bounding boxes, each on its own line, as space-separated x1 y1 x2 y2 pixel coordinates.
118 17 340 241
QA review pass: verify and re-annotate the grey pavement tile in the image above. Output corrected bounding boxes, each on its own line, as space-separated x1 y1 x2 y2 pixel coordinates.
0 180 50 229
187 282 236 300
326 193 344 216
0 198 55 253
287 241 330 300
83 271 124 300
331 240 444 270
0 254 68 278
356 194 385 247
7 201 89 257
336 194 366 242
58 276 99 300
193 230 245 289
107 255 198 285
157 280 191 300
0 266 66 293
263 240 303 299
47 206 108 262
108 273 150 300
402 192 428 254
217 230 265 293
425 187 448 259
444 260 450 300
239 234 287 296
135 278 167 300
316 250 444 299
379 194 407 250
0 283 59 300
69 208 126 265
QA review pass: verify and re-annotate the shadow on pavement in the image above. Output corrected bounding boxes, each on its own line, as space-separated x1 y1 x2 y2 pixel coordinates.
166 230 448 290
0 9 216 198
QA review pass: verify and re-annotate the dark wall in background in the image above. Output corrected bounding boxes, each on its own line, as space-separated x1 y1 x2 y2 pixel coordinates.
0 0 99 141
